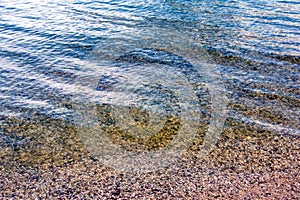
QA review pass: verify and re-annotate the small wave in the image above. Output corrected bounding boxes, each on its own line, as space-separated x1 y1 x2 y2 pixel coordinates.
227 111 300 136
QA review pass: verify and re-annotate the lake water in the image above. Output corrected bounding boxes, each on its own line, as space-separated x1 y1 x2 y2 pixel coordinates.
0 0 299 168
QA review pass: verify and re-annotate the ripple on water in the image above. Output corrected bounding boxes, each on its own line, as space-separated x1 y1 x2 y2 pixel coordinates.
0 0 299 168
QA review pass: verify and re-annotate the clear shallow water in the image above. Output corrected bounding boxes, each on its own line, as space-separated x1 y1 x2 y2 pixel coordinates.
0 0 299 153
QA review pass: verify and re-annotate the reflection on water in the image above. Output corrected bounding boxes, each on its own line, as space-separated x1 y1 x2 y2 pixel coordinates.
0 0 299 167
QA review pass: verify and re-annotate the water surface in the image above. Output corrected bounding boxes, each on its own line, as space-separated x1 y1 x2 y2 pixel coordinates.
0 0 299 166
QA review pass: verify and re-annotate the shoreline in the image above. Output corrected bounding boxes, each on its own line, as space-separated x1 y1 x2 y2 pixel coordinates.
1 117 299 199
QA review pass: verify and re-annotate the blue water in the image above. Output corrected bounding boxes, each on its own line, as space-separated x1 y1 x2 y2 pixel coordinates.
0 0 299 141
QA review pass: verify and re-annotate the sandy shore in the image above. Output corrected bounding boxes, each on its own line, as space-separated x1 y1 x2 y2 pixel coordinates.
0 117 299 199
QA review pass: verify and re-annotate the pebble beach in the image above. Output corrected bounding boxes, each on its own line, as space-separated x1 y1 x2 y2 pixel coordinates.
0 0 299 199
1 117 299 199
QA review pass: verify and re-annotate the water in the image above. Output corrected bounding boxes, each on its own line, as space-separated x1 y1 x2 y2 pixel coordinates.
0 0 299 167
